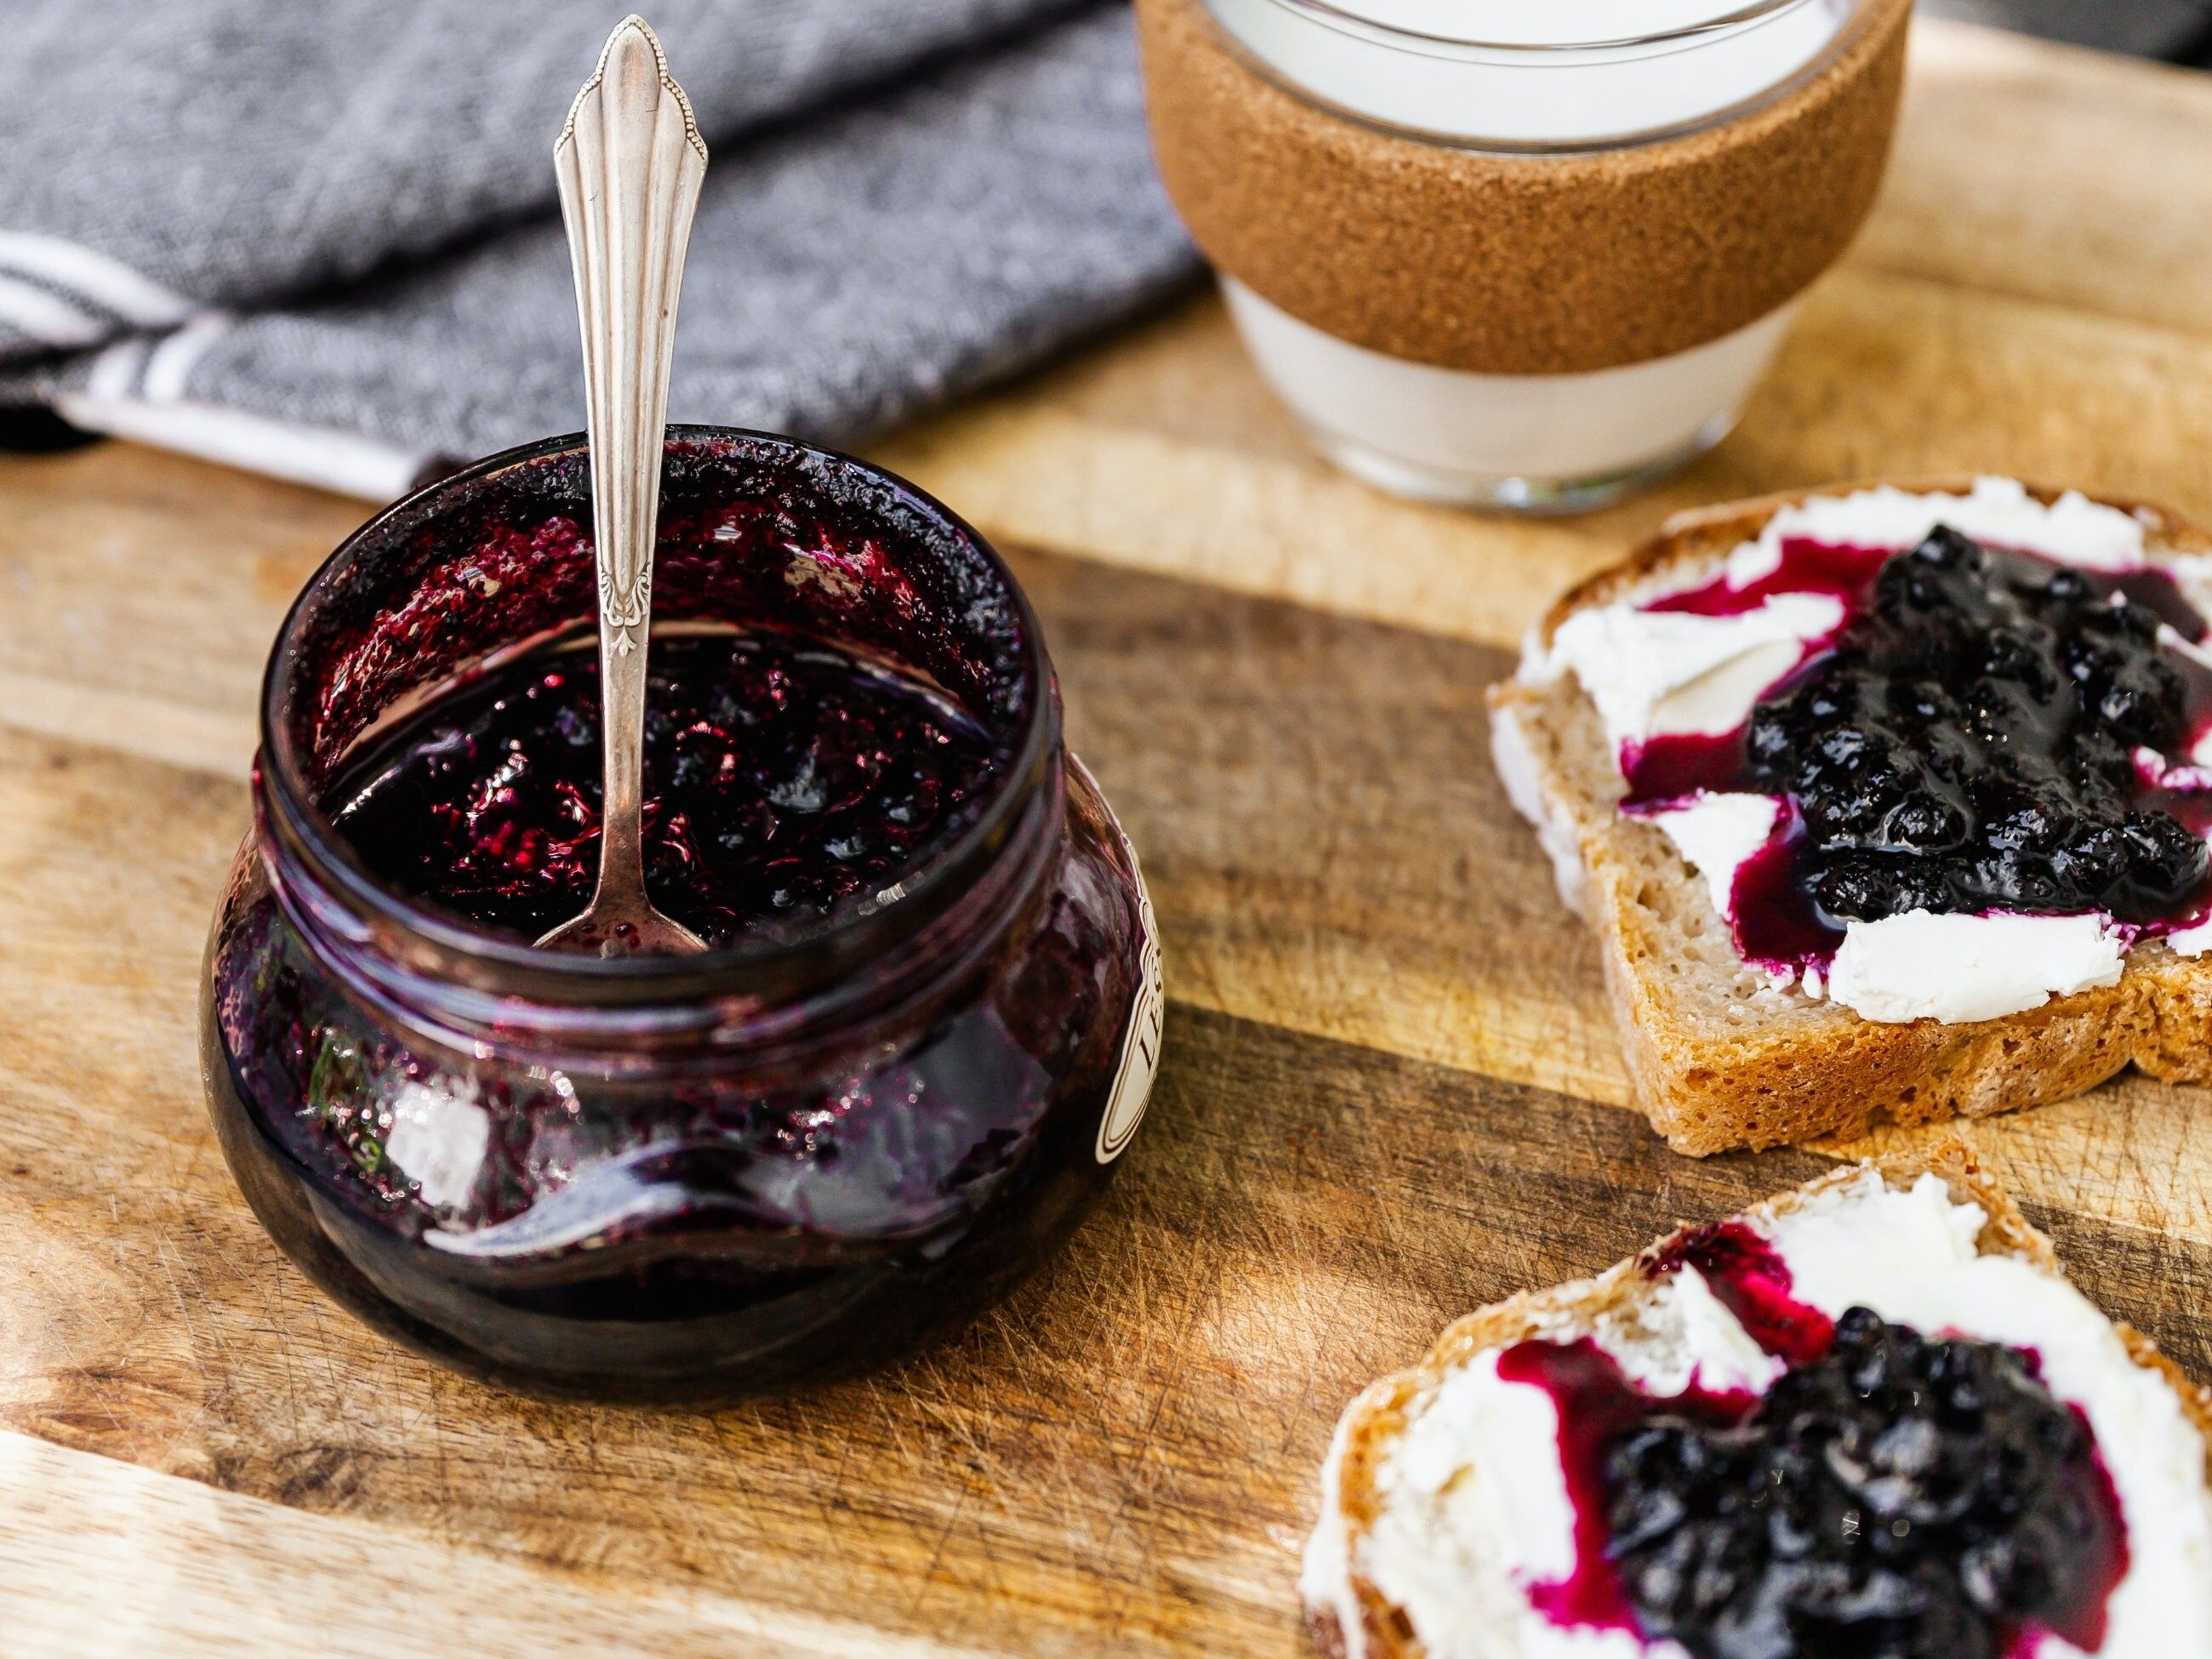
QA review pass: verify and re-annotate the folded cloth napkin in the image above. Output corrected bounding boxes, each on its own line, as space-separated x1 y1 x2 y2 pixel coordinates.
0 1 1196 497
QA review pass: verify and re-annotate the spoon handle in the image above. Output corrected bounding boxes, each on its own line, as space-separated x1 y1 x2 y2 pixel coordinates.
554 16 707 912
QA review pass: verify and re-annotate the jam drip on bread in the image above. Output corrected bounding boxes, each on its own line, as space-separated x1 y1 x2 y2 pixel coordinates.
1621 527 2212 967
1502 1227 2129 1659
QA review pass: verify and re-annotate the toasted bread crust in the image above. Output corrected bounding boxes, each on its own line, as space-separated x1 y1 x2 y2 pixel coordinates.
1306 1144 2212 1659
1493 481 2212 1155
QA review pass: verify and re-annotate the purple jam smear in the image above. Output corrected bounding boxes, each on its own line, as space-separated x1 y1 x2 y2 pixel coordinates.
1645 1218 1836 1367
328 629 1003 948
1502 1307 2131 1659
1499 1337 1755 1633
1618 527 2212 971
1645 536 1894 621
1622 728 1753 807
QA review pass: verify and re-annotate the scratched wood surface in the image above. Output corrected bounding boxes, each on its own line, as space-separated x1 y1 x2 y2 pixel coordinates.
3 18 2212 1655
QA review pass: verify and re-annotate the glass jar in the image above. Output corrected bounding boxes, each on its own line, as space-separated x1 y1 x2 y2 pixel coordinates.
1137 0 1910 510
201 429 1162 1405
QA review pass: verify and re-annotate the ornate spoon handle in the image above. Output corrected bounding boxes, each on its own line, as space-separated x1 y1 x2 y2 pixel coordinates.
554 15 707 922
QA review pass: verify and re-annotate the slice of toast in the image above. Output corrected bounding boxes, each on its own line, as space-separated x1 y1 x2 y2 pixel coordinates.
1488 482 2212 1155
1303 1143 2212 1659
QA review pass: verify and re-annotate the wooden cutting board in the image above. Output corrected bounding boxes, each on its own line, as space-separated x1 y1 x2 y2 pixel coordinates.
3 19 2211 1655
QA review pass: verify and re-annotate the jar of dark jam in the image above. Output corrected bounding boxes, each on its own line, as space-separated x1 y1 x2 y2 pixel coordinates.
201 429 1162 1405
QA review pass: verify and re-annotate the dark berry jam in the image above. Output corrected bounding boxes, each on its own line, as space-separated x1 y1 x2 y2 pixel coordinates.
328 630 1001 948
1622 727 1755 807
1622 526 2212 966
1726 812 1848 966
1749 527 2212 928
1601 1308 2127 1659
1502 1309 2129 1659
1617 535 1895 809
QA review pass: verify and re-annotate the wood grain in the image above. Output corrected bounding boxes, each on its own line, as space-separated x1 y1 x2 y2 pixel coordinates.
0 1432 989 1659
3 18 2211 1654
0 720 1837 1656
0 441 345 780
4 550 2210 1653
1024 552 1629 1112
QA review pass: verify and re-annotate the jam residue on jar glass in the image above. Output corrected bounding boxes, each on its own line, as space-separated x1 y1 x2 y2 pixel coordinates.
1502 1255 2130 1659
1622 526 2212 969
201 428 1160 1404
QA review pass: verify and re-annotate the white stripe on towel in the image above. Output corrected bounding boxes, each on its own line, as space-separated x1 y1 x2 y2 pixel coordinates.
50 389 426 503
83 335 151 399
140 311 234 401
0 231 194 328
0 273 108 347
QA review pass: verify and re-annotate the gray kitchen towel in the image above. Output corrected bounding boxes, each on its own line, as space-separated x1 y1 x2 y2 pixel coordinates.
0 3 1198 497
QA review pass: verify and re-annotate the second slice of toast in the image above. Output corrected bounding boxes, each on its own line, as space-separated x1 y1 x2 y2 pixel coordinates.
1489 482 2212 1154
1304 1143 2212 1659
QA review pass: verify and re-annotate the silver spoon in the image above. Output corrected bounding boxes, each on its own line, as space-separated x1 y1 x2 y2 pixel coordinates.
539 16 709 957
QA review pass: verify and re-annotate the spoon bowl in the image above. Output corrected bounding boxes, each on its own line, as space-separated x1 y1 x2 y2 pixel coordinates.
537 899 706 958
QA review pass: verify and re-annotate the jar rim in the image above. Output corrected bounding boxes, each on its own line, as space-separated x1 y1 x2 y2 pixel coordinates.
258 425 1059 997
1234 0 1833 55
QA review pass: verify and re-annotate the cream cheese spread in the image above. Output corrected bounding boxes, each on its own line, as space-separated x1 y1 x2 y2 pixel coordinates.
1548 595 1844 752
1491 701 1591 915
2168 915 2212 957
1824 909 2126 1023
1724 477 2148 584
1646 806 2133 1020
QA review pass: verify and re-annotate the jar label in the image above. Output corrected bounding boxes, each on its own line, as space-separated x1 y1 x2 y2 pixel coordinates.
1097 816 1164 1166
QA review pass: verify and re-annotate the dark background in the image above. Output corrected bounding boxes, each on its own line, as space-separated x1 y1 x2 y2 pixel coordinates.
1929 0 2212 63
